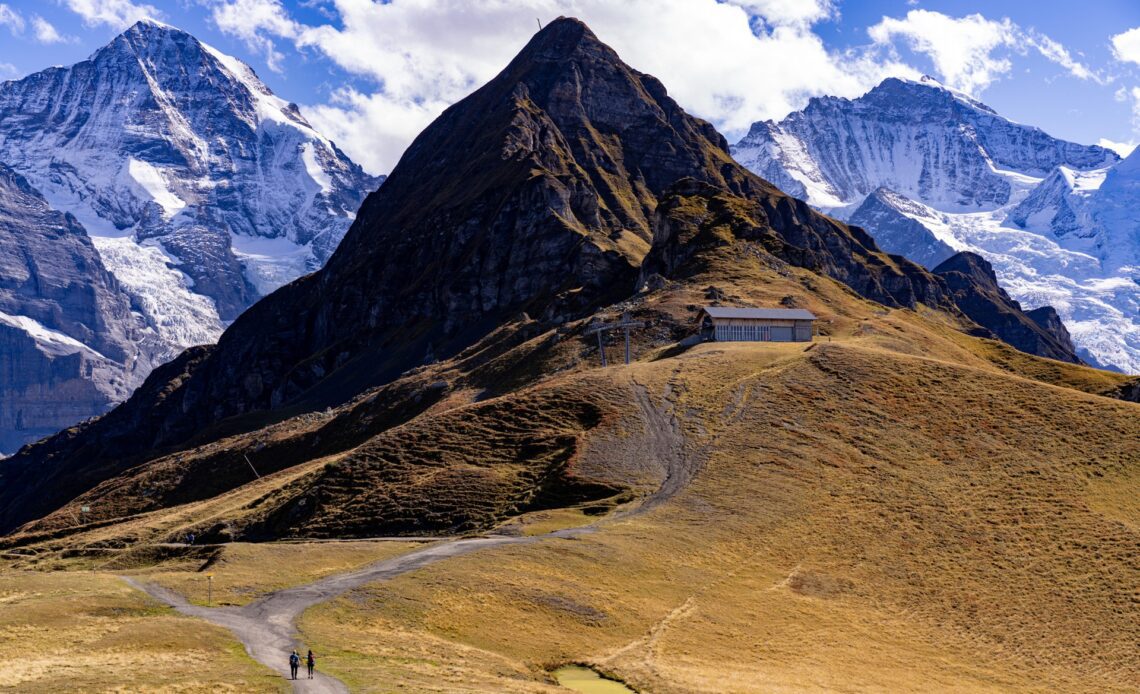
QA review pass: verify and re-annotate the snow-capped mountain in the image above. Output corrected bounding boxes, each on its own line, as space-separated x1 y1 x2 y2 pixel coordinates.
734 77 1140 373
848 188 956 270
0 19 380 347
0 163 157 453
734 77 1117 212
0 20 380 452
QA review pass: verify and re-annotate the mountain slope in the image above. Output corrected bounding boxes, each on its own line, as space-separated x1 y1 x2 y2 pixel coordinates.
734 77 1139 372
932 252 1079 363
0 18 1122 537
848 188 957 269
0 163 157 453
0 19 379 339
8 232 1139 692
0 17 988 533
733 76 1116 211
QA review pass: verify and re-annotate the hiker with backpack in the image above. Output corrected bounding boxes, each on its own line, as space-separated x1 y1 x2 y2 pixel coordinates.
288 650 300 680
306 650 316 679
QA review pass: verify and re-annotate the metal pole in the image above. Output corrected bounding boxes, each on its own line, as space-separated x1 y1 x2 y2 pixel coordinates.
207 575 213 605
243 454 261 479
624 326 631 364
596 330 607 367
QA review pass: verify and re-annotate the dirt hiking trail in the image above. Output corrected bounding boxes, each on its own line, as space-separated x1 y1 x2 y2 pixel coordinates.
124 379 693 692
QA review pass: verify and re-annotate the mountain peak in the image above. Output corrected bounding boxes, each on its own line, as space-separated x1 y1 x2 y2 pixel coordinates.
125 17 180 33
863 76 998 115
528 16 596 52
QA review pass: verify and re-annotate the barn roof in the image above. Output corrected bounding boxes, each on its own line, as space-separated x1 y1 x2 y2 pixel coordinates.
703 307 817 321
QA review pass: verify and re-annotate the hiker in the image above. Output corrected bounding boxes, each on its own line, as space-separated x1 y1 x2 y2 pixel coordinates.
289 650 300 680
186 532 195 545
306 650 316 679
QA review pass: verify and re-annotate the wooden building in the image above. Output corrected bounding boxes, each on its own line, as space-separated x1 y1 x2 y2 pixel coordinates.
701 307 816 342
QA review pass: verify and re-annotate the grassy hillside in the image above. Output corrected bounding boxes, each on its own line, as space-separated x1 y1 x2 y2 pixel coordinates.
295 341 1138 692
2 208 1136 692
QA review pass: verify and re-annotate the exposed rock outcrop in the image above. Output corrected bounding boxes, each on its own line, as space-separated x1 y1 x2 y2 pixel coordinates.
848 188 957 269
933 252 1081 363
0 163 153 454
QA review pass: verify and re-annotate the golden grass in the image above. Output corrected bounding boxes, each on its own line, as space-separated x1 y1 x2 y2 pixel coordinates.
5 252 1138 692
295 341 1138 692
0 570 281 692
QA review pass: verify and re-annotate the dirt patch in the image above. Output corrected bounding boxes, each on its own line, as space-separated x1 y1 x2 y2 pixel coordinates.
786 569 854 599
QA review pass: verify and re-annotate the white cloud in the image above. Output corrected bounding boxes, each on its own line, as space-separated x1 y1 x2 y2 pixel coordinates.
31 16 66 44
1097 138 1137 157
1025 30 1103 84
1111 27 1140 66
211 0 915 174
64 0 161 29
211 0 300 71
869 10 1102 94
0 4 26 35
1118 86 1140 135
0 62 17 79
869 11 1017 94
732 0 835 27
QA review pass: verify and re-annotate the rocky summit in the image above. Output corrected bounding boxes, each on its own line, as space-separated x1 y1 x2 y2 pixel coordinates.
0 17 1086 534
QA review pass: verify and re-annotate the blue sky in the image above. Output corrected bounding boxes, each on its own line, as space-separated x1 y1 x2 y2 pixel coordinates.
2 1 1140 174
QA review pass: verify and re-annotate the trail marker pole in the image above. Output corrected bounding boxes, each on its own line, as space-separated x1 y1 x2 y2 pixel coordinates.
80 505 90 524
207 574 213 605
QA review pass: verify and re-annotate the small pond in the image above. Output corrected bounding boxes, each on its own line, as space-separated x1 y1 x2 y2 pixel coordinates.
553 665 635 693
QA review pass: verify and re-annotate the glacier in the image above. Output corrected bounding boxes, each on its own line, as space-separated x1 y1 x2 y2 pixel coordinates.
0 19 380 351
734 76 1139 373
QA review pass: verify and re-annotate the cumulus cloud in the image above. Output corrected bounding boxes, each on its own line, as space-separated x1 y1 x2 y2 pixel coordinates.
64 0 161 29
211 0 299 70
1114 85 1140 136
209 0 917 174
0 62 17 79
31 16 66 44
868 11 1017 94
1097 138 1137 158
869 10 1102 94
204 2 1102 175
1111 27 1140 66
0 4 26 35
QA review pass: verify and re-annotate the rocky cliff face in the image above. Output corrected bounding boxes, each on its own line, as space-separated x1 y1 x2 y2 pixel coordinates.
848 188 957 269
0 163 154 453
933 252 1080 363
0 18 1072 532
0 19 379 339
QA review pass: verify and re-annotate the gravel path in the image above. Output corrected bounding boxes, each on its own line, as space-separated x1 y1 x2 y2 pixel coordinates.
125 530 592 693
124 377 696 692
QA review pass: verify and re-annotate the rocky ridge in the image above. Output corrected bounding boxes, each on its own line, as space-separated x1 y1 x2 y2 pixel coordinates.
0 18 1091 532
